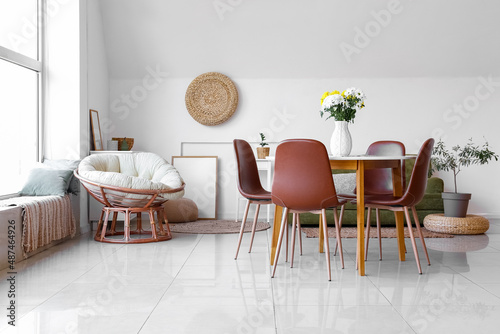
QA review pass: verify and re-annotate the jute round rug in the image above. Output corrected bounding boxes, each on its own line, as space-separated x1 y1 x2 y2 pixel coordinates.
169 220 271 234
301 227 454 238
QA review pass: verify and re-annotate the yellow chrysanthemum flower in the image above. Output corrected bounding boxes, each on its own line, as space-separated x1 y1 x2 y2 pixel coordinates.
332 90 340 95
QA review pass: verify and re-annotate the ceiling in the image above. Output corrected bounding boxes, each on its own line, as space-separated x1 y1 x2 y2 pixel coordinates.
96 0 500 79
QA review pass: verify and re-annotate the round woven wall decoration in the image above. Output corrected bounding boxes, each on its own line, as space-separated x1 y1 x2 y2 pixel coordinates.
185 72 238 126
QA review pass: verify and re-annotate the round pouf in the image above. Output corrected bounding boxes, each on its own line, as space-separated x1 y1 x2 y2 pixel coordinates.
163 198 198 223
423 213 489 235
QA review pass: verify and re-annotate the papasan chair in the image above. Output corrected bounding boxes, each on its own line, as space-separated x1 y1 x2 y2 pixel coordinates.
74 152 185 244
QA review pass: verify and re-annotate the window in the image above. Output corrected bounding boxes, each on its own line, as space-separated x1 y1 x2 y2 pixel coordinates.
0 0 42 195
0 0 39 60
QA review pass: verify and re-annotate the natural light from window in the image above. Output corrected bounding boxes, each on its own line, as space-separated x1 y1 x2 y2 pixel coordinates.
0 0 40 195
0 61 39 194
0 0 38 60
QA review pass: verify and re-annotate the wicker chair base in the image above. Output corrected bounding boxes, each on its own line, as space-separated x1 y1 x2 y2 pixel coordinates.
95 206 172 244
423 213 489 235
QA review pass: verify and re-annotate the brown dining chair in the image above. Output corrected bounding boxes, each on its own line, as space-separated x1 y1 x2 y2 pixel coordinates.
271 139 346 281
233 139 273 259
362 138 434 274
338 141 406 261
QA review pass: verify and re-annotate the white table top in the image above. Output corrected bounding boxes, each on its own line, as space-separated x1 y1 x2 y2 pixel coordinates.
265 154 416 161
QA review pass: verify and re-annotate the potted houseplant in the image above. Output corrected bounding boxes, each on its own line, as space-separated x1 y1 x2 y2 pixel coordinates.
431 138 498 217
256 133 270 159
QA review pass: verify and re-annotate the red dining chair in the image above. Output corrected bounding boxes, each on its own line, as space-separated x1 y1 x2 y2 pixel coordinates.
338 141 406 260
233 139 273 259
271 139 346 281
362 138 434 274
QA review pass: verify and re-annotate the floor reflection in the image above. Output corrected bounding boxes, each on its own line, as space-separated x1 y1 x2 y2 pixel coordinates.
425 234 490 273
425 234 490 252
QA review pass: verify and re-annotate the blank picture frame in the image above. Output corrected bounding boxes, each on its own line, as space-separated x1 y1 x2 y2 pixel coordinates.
172 156 218 219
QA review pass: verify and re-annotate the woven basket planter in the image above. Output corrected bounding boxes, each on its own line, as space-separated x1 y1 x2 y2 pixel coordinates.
423 213 489 235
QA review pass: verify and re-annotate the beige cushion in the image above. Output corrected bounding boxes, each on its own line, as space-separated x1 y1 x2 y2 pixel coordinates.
164 198 198 223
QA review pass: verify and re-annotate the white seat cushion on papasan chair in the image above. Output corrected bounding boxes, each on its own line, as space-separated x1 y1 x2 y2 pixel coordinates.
78 152 184 201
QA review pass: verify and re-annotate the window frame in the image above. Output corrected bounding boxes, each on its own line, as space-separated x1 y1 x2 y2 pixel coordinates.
0 0 44 197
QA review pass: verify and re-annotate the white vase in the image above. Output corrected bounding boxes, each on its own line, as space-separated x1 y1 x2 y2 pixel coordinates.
330 121 352 156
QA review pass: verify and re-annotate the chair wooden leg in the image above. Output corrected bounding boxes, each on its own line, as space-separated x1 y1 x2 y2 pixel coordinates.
110 212 118 234
290 213 297 268
321 208 331 281
124 209 131 242
99 209 110 242
404 207 422 274
159 208 172 237
334 205 345 256
285 215 289 262
365 207 372 261
319 214 324 253
411 206 430 266
95 210 105 237
334 207 344 269
148 209 158 240
248 204 261 253
136 212 143 233
235 200 251 260
297 214 303 256
376 208 382 260
272 208 289 278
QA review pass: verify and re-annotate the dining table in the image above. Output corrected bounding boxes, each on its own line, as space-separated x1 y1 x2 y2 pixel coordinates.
268 154 417 276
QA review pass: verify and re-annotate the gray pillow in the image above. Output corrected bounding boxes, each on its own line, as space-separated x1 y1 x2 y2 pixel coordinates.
42 159 81 194
20 168 74 196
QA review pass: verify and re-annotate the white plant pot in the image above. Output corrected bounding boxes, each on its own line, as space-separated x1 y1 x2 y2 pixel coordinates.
330 121 352 156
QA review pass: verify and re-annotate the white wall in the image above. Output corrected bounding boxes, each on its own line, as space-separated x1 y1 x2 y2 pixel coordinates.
95 0 500 218
43 0 90 232
87 0 110 146
44 0 83 160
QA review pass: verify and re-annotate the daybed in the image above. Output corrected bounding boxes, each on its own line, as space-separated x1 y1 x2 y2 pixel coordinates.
0 159 80 268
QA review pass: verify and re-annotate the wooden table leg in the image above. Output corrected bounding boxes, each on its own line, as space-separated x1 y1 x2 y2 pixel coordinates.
395 211 406 261
270 205 283 265
392 160 406 261
356 161 365 276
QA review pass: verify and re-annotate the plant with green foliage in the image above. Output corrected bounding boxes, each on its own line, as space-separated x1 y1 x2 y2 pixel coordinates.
259 133 268 147
431 138 498 193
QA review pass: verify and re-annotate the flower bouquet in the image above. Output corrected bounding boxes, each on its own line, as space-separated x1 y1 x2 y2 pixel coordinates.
320 87 366 123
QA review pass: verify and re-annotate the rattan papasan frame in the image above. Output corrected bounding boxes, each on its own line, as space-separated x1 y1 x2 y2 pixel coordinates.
74 169 185 244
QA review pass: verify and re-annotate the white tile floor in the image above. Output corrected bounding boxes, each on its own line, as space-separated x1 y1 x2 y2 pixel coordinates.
1 220 499 333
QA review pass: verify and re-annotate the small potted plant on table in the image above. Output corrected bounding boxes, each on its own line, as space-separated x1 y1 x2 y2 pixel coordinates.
431 138 498 217
257 133 270 159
